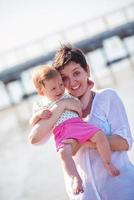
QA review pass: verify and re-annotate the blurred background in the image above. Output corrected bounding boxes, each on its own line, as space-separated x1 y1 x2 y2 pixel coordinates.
0 0 134 199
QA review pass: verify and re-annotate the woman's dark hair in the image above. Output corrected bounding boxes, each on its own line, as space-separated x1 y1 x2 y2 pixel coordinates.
52 44 88 72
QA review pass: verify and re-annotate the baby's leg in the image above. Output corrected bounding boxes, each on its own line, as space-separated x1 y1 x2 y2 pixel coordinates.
59 144 84 194
90 131 120 176
62 138 82 156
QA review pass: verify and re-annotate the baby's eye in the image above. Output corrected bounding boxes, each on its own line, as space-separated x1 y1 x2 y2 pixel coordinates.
62 76 68 82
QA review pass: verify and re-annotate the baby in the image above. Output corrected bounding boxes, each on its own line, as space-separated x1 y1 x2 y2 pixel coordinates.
29 65 120 195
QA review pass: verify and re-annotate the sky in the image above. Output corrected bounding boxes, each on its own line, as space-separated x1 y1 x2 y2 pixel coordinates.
0 0 133 106
0 0 133 54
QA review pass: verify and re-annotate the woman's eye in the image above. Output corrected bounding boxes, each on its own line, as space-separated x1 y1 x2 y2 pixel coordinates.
74 71 80 76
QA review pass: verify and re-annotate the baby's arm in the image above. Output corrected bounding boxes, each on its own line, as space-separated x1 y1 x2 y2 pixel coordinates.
29 98 82 144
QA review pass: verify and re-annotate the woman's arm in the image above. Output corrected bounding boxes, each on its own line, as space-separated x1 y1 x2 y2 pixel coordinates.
86 134 129 151
105 90 133 151
29 103 64 144
29 98 82 144
84 135 129 151
107 134 129 151
29 111 41 126
63 134 129 156
82 135 129 151
82 89 132 153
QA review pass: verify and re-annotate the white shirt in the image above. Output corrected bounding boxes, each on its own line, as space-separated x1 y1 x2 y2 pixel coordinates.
33 93 78 128
65 88 134 200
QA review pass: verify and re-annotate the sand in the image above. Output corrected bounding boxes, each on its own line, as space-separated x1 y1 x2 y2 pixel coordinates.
0 60 134 200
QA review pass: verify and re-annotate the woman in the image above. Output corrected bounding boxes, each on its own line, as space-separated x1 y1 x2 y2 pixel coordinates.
29 44 134 200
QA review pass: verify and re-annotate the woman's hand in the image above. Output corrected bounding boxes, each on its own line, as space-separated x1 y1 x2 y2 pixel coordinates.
63 139 96 156
57 98 82 117
83 140 96 149
107 135 129 151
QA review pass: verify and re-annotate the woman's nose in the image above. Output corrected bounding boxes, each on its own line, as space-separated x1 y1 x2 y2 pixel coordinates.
69 77 76 86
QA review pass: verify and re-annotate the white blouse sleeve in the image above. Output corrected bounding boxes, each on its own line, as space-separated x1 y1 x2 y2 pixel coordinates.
104 89 133 149
91 89 133 149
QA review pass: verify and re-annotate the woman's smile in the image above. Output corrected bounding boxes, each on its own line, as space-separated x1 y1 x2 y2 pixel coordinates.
71 84 80 91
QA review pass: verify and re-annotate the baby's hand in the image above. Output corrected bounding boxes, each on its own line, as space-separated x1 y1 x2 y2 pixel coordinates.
29 108 52 127
38 108 52 119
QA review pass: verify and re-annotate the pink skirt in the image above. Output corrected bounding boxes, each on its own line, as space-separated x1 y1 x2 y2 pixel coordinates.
53 117 100 150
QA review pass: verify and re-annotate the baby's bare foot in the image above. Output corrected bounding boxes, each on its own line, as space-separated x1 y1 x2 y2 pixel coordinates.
104 162 120 176
72 176 84 195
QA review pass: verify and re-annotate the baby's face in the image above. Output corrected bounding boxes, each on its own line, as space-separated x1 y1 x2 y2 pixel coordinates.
43 74 65 101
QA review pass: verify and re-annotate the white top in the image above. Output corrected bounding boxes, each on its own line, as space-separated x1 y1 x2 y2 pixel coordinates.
33 93 78 128
65 88 134 200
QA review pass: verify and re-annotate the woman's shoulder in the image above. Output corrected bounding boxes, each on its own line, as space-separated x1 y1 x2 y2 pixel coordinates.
96 88 119 100
93 88 120 108
91 88 120 118
97 88 117 95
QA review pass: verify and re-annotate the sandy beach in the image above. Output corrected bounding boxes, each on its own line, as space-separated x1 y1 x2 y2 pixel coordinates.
0 60 134 200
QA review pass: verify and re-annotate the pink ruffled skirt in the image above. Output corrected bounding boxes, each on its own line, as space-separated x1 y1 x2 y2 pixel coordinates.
53 117 100 150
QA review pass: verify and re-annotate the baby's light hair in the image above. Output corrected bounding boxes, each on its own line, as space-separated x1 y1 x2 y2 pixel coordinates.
32 65 59 95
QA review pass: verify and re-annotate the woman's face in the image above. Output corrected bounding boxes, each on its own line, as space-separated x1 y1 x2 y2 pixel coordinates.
60 61 89 97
